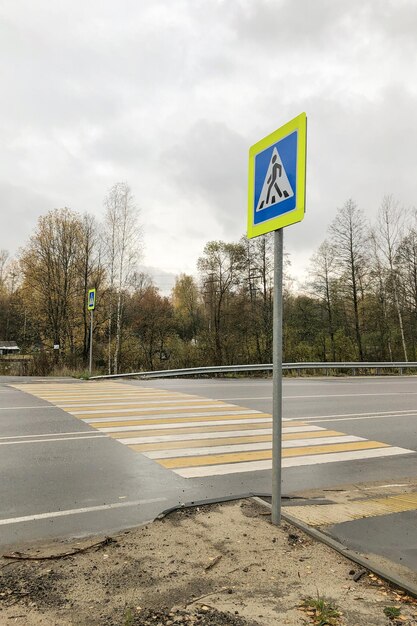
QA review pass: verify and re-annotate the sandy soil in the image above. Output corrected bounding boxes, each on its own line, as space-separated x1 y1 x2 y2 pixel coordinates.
1 499 416 626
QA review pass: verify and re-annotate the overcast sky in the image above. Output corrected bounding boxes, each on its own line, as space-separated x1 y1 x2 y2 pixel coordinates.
1 0 417 291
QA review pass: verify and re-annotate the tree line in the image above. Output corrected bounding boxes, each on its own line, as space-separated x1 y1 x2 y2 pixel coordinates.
1 186 416 375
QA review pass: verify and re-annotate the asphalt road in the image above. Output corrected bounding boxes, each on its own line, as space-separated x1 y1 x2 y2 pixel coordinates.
1 375 416 574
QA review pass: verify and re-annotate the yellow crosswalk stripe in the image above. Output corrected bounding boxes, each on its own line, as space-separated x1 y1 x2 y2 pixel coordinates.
127 430 345 452
107 422 277 438
66 400 222 412
160 441 390 469
72 405 249 419
44 394 193 401
11 382 413 479
89 413 273 429
55 396 198 404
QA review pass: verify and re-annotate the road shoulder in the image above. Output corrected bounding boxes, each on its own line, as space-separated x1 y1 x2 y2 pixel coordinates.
1 499 416 625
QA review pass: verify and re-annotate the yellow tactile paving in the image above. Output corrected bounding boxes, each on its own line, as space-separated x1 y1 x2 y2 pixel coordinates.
283 492 417 527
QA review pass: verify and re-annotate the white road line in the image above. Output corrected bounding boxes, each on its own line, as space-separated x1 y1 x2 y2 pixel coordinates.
84 409 262 423
0 498 166 526
40 391 194 397
0 406 56 410
286 410 417 421
30 388 175 392
216 394 417 402
0 435 107 446
137 382 273 388
283 392 417 399
134 379 417 390
0 431 100 441
71 402 235 415
57 398 202 408
309 411 417 422
99 417 273 432
214 384 417 399
119 426 324 444
309 414 417 424
144 436 365 459
214 396 272 401
175 447 415 478
35 391 180 395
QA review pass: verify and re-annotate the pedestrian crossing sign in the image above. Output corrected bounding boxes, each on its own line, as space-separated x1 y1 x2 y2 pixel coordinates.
88 289 96 311
247 112 307 238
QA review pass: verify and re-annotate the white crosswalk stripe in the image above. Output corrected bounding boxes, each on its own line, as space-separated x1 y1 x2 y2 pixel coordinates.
13 382 415 479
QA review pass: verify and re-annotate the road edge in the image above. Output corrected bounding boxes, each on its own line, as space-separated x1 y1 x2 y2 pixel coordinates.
154 493 417 599
251 496 417 600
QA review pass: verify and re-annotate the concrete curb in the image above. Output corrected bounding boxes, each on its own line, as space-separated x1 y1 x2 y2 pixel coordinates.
252 496 417 600
155 492 273 520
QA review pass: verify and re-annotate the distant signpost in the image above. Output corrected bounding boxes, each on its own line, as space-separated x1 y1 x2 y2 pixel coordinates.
247 113 307 525
88 289 96 311
88 289 96 374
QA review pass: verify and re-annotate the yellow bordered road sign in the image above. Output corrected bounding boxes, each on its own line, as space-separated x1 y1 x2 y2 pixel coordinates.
87 288 96 311
247 112 307 239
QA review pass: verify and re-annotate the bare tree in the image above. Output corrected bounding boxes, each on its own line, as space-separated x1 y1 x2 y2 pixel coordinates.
20 208 83 356
78 214 104 363
198 241 245 364
103 183 142 374
373 195 408 361
0 249 9 287
397 225 417 316
172 274 202 342
241 234 274 362
309 239 338 361
329 199 369 361
369 231 394 360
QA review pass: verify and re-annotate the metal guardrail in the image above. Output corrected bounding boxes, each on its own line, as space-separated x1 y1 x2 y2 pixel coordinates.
90 361 417 380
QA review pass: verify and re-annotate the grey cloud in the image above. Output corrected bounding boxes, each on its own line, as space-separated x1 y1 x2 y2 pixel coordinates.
160 119 247 235
1 0 417 284
1 1 193 132
138 265 178 296
231 0 364 50
285 82 417 259
231 0 417 54
0 183 56 253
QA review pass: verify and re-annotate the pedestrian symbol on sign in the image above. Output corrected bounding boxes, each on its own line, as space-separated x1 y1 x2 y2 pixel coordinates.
256 147 294 212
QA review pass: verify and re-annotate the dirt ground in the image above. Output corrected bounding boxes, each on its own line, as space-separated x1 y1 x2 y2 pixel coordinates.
1 499 417 626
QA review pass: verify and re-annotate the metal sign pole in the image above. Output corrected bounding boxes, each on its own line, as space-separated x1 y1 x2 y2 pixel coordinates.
272 228 284 525
89 309 94 375
247 113 306 524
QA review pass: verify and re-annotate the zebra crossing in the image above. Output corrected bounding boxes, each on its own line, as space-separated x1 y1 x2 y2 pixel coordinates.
13 382 414 479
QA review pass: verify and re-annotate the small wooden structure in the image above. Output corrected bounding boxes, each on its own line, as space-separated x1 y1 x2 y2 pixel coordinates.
0 341 20 355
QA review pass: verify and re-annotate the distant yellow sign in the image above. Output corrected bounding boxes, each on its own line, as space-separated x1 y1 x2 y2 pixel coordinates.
87 289 96 311
247 112 307 239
